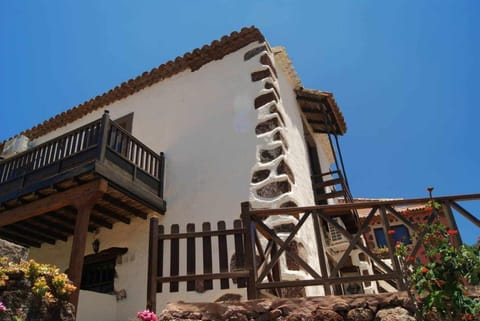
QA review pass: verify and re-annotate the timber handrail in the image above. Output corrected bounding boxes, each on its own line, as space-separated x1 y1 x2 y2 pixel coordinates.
242 194 480 297
107 120 163 179
249 193 480 216
0 113 165 193
0 118 102 184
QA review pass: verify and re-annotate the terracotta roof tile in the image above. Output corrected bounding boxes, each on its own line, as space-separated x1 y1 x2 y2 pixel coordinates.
1 26 265 149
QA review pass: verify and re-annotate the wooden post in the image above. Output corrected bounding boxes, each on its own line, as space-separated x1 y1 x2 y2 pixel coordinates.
442 201 463 248
312 212 332 295
158 152 165 198
379 205 405 290
97 110 111 162
147 217 159 312
241 201 257 299
68 179 107 312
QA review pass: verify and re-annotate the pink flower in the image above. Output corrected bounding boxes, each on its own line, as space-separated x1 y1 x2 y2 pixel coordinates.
0 302 6 312
137 310 157 321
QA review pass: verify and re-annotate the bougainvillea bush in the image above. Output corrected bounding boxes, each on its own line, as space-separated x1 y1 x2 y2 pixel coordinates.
396 218 480 321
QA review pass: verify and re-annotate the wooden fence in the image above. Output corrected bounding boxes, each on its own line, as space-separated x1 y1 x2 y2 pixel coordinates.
147 193 480 311
242 194 480 296
147 218 251 310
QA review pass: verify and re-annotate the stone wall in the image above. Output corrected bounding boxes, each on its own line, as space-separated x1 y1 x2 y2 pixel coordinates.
158 292 417 321
0 239 28 263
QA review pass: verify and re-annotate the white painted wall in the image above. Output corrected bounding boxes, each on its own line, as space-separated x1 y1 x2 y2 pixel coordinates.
77 290 117 321
28 41 263 318
27 39 338 317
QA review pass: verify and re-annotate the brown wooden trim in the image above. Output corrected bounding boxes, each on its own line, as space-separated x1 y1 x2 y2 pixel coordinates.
0 179 107 227
102 194 148 219
93 204 130 224
450 201 480 228
202 222 213 290
147 217 158 312
256 273 401 289
83 247 128 264
156 271 250 283
217 221 229 289
248 193 480 216
253 214 321 282
158 227 245 240
2 224 56 245
379 206 405 290
442 201 463 248
169 224 180 292
330 207 378 277
0 228 41 247
186 223 196 291
68 181 106 311
317 210 394 274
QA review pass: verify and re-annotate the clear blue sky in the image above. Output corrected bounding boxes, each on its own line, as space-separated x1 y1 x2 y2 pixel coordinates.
1 1 479 244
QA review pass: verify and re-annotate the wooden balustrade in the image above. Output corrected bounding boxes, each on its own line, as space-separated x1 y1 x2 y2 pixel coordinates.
239 194 480 298
0 112 165 201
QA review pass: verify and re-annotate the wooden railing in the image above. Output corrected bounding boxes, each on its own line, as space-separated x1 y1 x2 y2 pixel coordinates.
0 111 165 198
106 120 163 180
240 194 480 298
146 194 479 310
0 119 102 184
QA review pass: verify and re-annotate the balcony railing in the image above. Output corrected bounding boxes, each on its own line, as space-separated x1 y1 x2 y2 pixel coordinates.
0 111 165 203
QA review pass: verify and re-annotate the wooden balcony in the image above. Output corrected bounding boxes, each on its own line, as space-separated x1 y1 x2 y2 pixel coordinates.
0 111 166 248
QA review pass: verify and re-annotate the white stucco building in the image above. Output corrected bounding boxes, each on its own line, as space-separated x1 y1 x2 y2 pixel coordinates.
0 27 361 320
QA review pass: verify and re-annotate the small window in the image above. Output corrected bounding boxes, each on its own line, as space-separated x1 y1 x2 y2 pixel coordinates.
81 247 127 294
374 225 412 248
114 113 134 133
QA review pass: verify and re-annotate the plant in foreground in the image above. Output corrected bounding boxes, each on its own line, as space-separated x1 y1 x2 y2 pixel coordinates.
395 218 480 321
134 309 158 321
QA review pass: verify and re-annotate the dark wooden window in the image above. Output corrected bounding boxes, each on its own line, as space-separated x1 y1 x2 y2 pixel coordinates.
114 113 134 133
81 247 127 294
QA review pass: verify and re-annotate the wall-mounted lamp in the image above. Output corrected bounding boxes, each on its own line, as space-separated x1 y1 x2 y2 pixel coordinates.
92 238 100 254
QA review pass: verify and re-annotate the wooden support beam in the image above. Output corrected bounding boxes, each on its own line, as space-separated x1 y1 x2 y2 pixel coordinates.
450 201 480 228
0 228 41 247
241 202 258 300
30 216 72 239
147 217 158 312
8 224 56 244
94 204 130 224
102 194 148 219
442 201 463 247
19 220 68 242
0 179 108 227
47 210 97 233
68 179 107 312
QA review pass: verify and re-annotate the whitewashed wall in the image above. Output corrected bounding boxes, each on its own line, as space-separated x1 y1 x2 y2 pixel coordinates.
28 39 336 316
30 41 261 316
